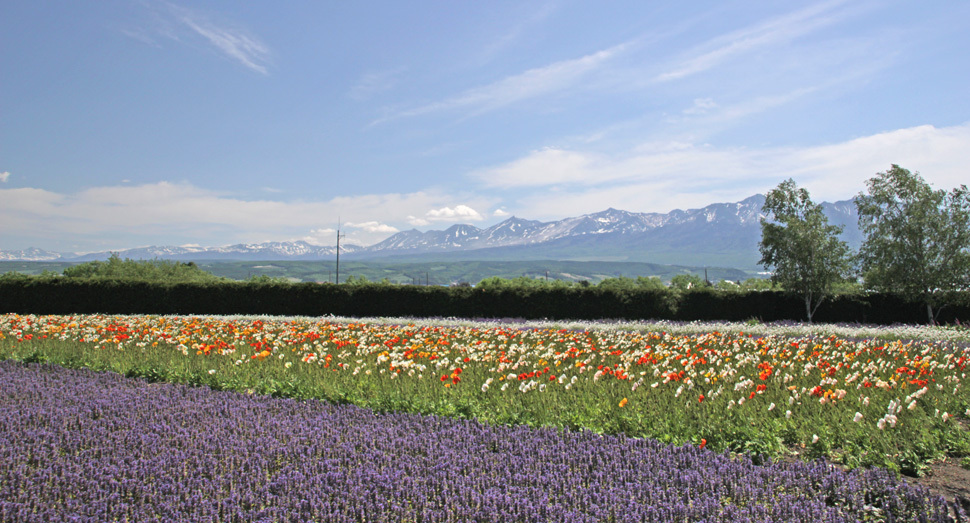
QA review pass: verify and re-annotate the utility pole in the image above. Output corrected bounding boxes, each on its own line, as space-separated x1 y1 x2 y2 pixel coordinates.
335 219 346 284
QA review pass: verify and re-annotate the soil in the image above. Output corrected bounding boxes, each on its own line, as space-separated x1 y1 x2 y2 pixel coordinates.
777 445 970 521
908 459 970 521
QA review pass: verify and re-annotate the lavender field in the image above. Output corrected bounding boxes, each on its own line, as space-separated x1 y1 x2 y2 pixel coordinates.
0 360 958 522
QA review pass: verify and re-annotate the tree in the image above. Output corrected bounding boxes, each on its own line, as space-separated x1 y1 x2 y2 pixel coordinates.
759 179 852 322
669 274 705 291
739 278 774 292
597 276 665 292
855 165 970 323
62 253 224 283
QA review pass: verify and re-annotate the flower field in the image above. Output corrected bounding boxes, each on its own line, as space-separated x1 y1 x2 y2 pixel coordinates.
1 313 970 521
0 360 957 522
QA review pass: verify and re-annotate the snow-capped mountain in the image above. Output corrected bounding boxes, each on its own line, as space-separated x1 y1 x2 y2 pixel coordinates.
355 194 858 268
6 241 364 262
364 195 775 254
0 247 66 261
0 195 860 269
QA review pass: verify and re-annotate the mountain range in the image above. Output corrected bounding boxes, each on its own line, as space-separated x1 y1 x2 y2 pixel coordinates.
0 194 862 270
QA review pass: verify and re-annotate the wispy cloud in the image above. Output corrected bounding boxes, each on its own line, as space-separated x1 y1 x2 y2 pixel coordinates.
374 42 629 124
170 4 270 74
477 1 559 62
663 53 894 139
0 172 9 183
350 68 406 101
120 28 161 47
127 1 271 75
373 1 874 128
671 86 819 127
683 98 717 115
654 0 857 83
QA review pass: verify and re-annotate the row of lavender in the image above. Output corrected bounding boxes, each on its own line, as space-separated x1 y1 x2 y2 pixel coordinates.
0 360 958 522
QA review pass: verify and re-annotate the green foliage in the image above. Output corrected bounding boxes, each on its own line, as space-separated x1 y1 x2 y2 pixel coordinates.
669 274 705 291
342 275 369 285
597 276 665 291
739 278 774 291
472 276 510 290
62 253 225 283
476 275 574 289
245 274 290 284
713 280 742 292
760 179 853 322
0 269 62 283
0 272 32 283
3 277 970 323
856 165 970 323
137 259 753 286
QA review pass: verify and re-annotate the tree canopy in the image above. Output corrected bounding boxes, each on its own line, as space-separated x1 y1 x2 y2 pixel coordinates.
759 179 853 322
856 165 970 323
62 254 225 283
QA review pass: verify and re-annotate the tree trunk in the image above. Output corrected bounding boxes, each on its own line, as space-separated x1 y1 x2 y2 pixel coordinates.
805 295 813 323
927 302 934 325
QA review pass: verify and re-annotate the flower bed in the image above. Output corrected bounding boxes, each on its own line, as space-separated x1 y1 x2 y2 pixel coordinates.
0 360 957 522
2 313 969 475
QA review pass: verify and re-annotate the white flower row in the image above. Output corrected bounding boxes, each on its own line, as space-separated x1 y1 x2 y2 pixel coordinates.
133 313 970 343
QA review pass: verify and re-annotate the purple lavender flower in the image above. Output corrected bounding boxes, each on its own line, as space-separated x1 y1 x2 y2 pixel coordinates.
0 361 960 522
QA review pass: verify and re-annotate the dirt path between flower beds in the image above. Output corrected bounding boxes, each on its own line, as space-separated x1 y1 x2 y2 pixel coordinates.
909 460 970 518
780 445 970 519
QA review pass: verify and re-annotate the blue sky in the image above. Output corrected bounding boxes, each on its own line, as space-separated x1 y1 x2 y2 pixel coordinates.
2 0 969 253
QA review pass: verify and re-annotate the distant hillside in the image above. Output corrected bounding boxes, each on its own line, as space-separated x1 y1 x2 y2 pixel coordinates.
193 260 755 285
0 260 756 286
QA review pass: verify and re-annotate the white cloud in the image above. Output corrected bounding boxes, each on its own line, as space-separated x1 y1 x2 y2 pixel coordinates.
683 98 717 115
661 86 822 134
376 41 629 123
408 205 485 226
174 7 270 74
301 228 336 246
0 172 9 183
473 122 970 218
470 147 600 188
120 28 160 47
350 68 406 101
654 0 857 83
0 182 495 251
493 208 510 217
129 2 271 74
426 205 484 221
709 88 818 122
477 2 558 62
346 221 399 234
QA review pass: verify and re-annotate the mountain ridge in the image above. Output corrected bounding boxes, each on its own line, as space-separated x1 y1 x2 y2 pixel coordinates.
0 194 861 269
